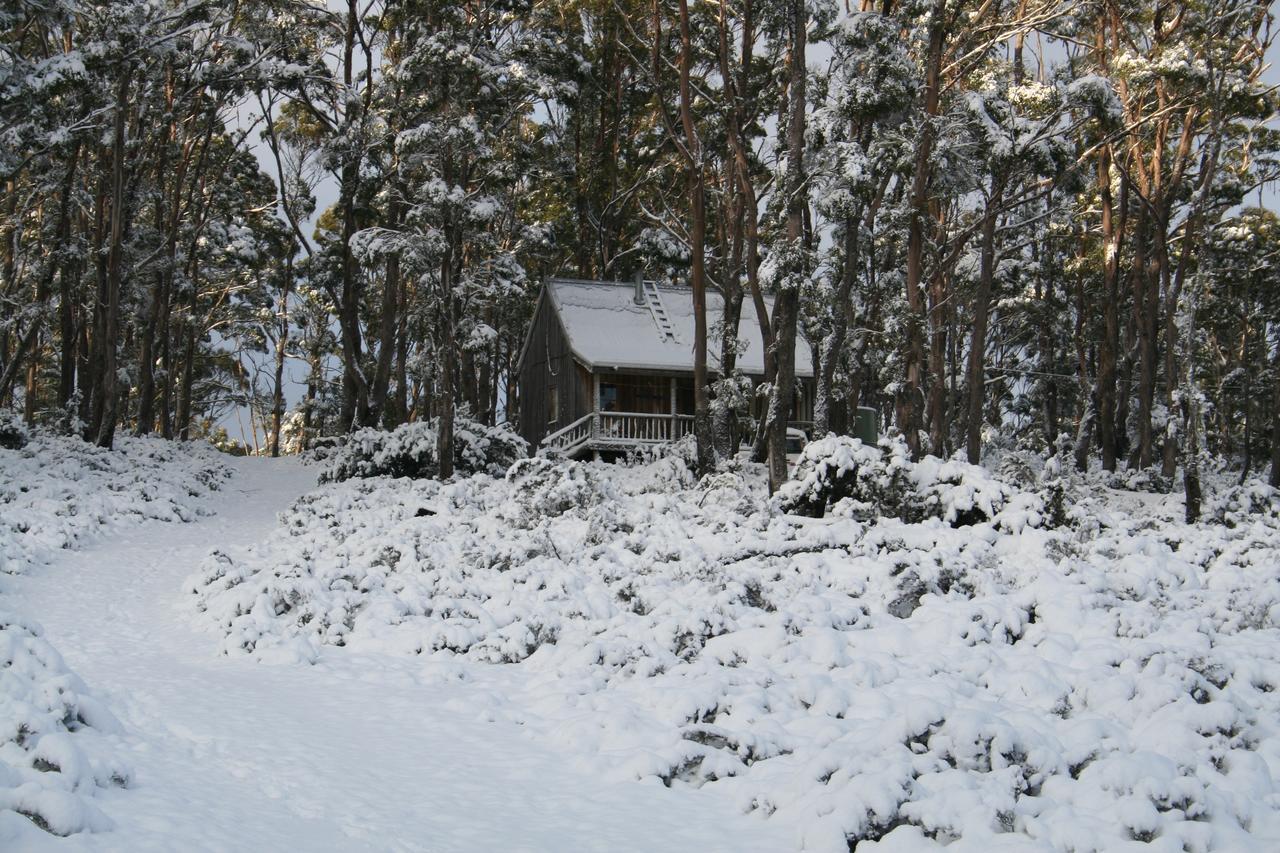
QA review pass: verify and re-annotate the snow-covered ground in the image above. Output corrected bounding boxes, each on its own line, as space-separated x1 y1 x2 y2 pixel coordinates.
1 433 229 840
1 438 792 851
185 442 1280 852
6 430 1280 851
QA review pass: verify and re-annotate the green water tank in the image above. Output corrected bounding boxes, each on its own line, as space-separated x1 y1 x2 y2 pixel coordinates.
853 406 878 445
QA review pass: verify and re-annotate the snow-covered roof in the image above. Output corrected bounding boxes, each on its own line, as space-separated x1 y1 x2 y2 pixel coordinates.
543 278 814 378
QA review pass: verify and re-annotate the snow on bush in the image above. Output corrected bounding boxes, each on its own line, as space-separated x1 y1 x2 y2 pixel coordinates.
1 431 230 577
1 429 229 838
187 451 1280 851
0 411 29 451
0 609 128 838
318 416 527 483
1207 481 1280 528
780 434 1021 528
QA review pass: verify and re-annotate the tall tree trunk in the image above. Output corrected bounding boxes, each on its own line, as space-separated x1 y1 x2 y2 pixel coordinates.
713 163 745 457
966 188 1000 464
136 80 177 437
393 279 410 426
368 213 401 426
0 179 16 407
1072 228 1094 472
766 0 806 493
159 279 173 438
1131 211 1156 468
95 72 130 449
77 315 93 427
269 255 292 456
1094 145 1124 472
815 205 858 438
673 0 714 473
711 0 752 458
1159 214 1181 479
436 254 457 480
1173 110 1224 520
899 0 945 460
177 270 198 440
926 220 949 455
135 274 164 434
1270 342 1280 488
337 0 368 431
57 257 78 410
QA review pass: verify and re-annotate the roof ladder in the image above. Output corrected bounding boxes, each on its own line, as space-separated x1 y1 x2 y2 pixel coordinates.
643 279 678 342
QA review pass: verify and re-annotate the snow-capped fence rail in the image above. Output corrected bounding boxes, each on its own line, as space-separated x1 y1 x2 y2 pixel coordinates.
595 411 694 445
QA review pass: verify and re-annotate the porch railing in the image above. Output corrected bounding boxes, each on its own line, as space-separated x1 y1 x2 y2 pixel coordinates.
540 413 595 456
595 411 694 445
539 410 826 457
539 411 695 455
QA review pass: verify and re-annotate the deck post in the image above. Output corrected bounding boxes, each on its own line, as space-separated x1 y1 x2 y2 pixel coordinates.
592 372 601 446
669 377 677 440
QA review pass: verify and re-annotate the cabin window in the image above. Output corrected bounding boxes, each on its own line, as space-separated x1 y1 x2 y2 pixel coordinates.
599 383 619 412
548 385 559 424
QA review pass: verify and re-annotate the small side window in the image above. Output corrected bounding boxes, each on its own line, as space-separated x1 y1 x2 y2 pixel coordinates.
548 385 559 424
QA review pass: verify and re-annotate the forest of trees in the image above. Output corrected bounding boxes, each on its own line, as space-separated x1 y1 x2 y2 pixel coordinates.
2 0 1278 516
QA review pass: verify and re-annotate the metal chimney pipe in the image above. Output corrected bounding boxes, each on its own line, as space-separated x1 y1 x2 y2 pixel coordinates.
633 270 645 305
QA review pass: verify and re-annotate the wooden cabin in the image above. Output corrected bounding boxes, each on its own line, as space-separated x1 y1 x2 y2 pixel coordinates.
516 276 816 457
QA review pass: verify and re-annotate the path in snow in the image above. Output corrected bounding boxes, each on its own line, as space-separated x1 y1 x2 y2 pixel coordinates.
13 457 791 853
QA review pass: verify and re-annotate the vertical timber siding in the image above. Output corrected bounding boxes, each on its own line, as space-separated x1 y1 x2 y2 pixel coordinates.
517 291 591 448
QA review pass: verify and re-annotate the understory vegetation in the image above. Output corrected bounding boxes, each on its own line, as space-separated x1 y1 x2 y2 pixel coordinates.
187 442 1280 851
317 417 527 483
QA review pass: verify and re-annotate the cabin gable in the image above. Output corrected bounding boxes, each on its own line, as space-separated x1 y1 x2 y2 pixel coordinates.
516 289 591 448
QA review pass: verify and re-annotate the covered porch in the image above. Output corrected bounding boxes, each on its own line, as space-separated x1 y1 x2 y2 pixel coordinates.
540 370 813 458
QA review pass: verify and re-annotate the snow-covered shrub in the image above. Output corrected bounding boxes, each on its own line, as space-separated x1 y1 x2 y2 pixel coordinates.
319 417 527 483
453 418 528 476
187 455 1280 852
299 435 345 465
0 610 128 837
779 434 912 518
1029 450 1076 530
1111 466 1174 494
912 455 1018 527
321 421 437 482
694 467 764 516
0 412 28 451
624 433 698 468
782 435 1016 526
618 440 699 495
504 456 614 522
1206 481 1279 527
995 449 1040 488
1 431 230 576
